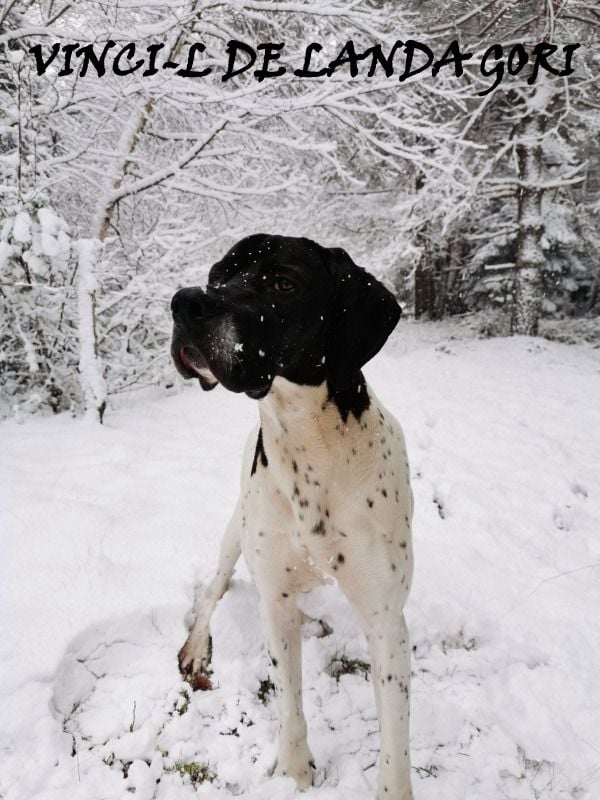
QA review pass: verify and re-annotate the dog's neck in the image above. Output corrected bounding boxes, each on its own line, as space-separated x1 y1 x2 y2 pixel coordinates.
259 372 371 430
261 372 369 422
258 374 371 446
259 377 328 434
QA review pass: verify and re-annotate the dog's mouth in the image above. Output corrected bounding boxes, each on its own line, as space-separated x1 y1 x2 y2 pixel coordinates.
172 338 273 398
174 344 219 390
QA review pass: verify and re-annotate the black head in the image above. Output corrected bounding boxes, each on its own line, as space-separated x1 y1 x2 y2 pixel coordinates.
170 233 400 400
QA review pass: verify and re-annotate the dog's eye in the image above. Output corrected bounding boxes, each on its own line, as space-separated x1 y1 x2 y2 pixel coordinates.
272 277 296 293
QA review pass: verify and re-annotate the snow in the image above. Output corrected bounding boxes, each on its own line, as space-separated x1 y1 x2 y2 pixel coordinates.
7 49 24 64
1 324 600 800
12 211 31 243
36 208 68 258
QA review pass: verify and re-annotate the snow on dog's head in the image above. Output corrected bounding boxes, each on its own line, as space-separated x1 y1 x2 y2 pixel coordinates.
170 233 401 399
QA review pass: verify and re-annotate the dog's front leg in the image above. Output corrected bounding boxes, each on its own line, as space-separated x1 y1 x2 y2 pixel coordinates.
368 606 413 800
337 567 413 800
258 591 314 789
178 501 242 682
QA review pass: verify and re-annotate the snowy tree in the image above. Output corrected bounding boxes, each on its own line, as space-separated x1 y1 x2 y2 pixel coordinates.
0 204 80 414
0 0 598 416
415 1 600 332
2 0 469 416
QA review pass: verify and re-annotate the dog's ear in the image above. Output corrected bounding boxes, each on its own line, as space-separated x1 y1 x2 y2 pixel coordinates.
324 247 401 388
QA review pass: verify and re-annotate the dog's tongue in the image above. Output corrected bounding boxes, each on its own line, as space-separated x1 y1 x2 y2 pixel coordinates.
180 347 218 385
179 346 196 370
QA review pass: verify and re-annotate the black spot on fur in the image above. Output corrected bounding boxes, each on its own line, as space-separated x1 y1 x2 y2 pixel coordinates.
367 498 374 508
311 519 326 535
326 373 370 423
250 428 268 476
337 553 345 564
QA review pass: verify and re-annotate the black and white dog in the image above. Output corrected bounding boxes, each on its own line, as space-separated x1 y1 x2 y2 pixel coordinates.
171 234 414 800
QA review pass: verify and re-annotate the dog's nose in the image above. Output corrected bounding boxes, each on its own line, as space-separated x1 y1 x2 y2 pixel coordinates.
171 287 208 325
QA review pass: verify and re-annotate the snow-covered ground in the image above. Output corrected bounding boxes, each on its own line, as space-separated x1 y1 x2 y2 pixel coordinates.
1 322 599 800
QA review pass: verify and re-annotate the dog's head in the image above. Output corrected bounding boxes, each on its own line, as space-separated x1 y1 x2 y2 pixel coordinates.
170 233 400 399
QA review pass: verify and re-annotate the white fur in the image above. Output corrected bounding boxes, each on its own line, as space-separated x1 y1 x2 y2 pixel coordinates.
179 376 414 800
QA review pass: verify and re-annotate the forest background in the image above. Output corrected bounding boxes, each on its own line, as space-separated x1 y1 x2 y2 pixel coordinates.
1 0 599 420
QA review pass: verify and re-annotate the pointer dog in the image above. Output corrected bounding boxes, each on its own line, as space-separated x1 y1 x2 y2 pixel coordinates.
171 234 414 800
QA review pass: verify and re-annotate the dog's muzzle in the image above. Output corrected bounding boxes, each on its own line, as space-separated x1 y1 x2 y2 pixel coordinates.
170 288 219 390
170 285 272 398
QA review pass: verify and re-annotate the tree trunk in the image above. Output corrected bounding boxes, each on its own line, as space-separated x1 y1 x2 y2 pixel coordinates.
414 224 436 319
75 239 107 423
511 103 547 335
435 234 464 318
81 17 197 421
412 143 438 320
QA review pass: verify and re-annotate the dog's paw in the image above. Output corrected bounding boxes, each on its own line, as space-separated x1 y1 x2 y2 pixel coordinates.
177 633 213 690
377 789 413 800
272 750 315 790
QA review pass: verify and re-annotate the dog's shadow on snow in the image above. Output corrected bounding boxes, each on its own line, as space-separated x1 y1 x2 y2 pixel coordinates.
48 580 378 797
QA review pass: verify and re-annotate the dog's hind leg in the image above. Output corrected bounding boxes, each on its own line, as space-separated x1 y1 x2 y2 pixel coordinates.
178 501 242 685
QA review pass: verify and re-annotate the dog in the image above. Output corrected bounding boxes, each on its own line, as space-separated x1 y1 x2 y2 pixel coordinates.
171 234 414 800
